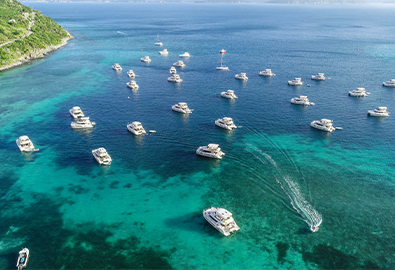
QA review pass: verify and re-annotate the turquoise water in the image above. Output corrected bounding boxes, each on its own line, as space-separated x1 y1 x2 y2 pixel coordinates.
1 3 395 269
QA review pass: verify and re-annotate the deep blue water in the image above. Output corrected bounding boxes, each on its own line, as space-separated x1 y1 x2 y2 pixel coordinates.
1 2 395 269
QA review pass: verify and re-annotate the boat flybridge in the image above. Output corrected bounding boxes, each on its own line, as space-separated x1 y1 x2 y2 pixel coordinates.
310 119 335 132
179 52 190 58
196 143 225 159
16 136 35 152
170 67 177 74
69 106 84 119
311 73 326 81
349 87 369 97
367 107 389 117
159 49 168 55
127 70 136 78
155 34 163 46
141 56 151 63
71 117 96 129
288 78 303 86
16 248 29 270
172 102 192 114
173 61 185 67
215 117 237 130
127 121 146 135
92 147 112 165
291 96 315 106
221 90 238 99
216 49 229 70
168 74 183 83
259 69 275 77
383 79 395 87
203 207 240 236
112 63 122 71
235 73 248 80
126 80 139 90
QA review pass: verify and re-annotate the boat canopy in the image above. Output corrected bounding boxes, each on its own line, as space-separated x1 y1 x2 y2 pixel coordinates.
377 107 387 110
357 87 365 91
208 144 219 150
321 119 332 123
216 208 232 219
223 117 233 122
227 90 234 93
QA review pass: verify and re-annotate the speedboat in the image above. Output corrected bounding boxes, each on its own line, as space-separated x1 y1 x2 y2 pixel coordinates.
127 70 136 78
172 102 192 114
311 73 326 81
291 96 314 106
127 121 146 135
168 74 183 83
16 248 29 269
215 117 237 130
126 80 139 90
170 67 177 74
383 79 395 87
235 73 248 80
203 207 240 236
310 219 322 233
16 136 35 152
288 78 303 86
179 52 190 58
69 106 84 119
159 49 168 55
92 147 112 165
196 143 225 159
348 87 368 97
173 60 185 67
155 33 163 46
310 119 335 132
71 117 96 129
112 63 122 71
216 49 229 70
221 90 238 99
367 107 389 117
259 69 276 77
141 56 151 63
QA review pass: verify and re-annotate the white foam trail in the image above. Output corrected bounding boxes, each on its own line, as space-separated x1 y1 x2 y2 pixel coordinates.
117 31 126 35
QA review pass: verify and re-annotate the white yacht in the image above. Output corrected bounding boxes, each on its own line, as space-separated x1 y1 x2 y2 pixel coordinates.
367 107 389 117
383 79 395 87
311 73 326 81
235 73 248 80
310 119 335 132
126 80 139 90
71 117 96 129
155 34 163 46
112 63 122 71
259 69 275 77
291 96 314 106
159 49 168 55
216 49 229 70
172 102 192 114
170 66 177 74
215 117 237 130
168 74 183 83
173 60 185 67
221 90 238 99
127 121 146 135
141 56 151 63
288 78 303 86
348 87 368 97
16 248 29 270
203 207 240 236
16 136 35 152
127 70 136 78
196 144 225 159
92 147 112 165
69 106 84 119
179 52 190 58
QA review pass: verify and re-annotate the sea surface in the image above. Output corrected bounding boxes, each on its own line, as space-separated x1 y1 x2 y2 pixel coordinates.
1 2 395 269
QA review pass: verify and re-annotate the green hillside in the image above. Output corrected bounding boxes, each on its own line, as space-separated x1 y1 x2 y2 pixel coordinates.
0 0 70 69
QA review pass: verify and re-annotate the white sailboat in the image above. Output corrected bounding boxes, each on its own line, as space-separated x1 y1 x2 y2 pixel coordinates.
216 49 229 70
155 33 163 46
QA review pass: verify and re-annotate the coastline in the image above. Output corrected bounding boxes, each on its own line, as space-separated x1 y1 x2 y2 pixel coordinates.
0 31 74 72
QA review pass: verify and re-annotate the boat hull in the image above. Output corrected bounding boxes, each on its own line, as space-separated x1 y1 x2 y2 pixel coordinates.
196 148 224 159
16 139 35 152
127 125 146 135
310 122 335 132
92 150 112 165
215 120 236 130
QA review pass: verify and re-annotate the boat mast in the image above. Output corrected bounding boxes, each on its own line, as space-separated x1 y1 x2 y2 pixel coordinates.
219 49 226 66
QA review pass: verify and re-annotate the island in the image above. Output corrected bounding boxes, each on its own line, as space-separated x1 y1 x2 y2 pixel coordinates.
0 0 73 71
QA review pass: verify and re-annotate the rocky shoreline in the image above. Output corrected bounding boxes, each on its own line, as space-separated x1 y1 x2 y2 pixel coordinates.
0 31 74 72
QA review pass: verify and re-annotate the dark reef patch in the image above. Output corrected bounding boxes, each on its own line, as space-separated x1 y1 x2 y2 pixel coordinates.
276 242 289 263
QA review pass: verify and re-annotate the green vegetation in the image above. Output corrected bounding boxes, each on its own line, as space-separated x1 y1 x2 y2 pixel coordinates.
0 0 69 69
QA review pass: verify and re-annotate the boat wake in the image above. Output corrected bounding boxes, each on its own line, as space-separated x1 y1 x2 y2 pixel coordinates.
117 31 126 35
